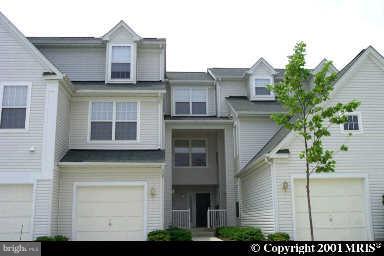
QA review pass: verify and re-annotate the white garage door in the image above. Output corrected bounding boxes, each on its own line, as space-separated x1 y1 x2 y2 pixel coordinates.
0 184 33 240
74 184 145 241
294 178 370 240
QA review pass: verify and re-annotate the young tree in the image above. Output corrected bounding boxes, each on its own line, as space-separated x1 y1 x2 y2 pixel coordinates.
268 42 360 241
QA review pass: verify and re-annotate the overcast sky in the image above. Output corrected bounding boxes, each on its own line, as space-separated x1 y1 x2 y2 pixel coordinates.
1 0 383 71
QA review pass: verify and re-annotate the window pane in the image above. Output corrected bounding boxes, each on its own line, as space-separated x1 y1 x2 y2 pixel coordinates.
174 88 190 102
192 102 206 114
175 140 189 152
254 79 270 87
111 63 131 79
0 108 26 128
116 102 137 121
255 87 270 95
90 122 112 140
192 153 206 166
343 115 360 131
191 89 207 102
112 46 131 62
91 102 113 121
2 86 27 107
115 122 137 140
191 140 205 149
175 102 190 114
175 153 190 167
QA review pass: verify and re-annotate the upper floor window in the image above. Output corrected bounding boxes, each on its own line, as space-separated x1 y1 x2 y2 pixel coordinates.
109 44 132 81
174 87 207 115
342 113 362 132
0 84 30 130
90 101 138 141
174 139 207 167
254 78 271 96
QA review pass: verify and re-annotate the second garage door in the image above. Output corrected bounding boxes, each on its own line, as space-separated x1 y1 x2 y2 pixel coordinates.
74 184 145 241
293 178 370 240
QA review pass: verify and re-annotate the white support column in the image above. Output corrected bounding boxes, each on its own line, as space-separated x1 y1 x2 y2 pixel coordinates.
224 125 237 226
164 126 173 227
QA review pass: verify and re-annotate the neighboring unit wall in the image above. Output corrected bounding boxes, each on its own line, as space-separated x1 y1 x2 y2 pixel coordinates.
57 166 163 239
238 116 279 169
239 163 274 234
217 80 247 117
273 54 384 240
69 96 162 149
172 132 218 185
37 46 106 81
137 47 164 81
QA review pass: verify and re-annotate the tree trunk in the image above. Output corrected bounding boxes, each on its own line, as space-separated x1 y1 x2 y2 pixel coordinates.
304 137 314 241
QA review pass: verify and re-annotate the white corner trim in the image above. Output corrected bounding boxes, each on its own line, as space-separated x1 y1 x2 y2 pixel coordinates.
71 181 148 241
0 82 32 133
41 80 59 179
290 173 374 241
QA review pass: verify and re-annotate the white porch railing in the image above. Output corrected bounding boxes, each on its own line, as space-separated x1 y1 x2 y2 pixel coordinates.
207 209 227 228
172 209 191 229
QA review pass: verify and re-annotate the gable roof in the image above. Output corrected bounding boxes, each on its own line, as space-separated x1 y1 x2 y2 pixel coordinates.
0 11 63 77
238 45 384 174
312 58 339 74
102 20 142 41
246 57 277 75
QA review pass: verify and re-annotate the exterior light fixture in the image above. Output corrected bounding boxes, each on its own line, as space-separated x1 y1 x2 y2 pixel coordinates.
282 181 289 192
150 187 157 197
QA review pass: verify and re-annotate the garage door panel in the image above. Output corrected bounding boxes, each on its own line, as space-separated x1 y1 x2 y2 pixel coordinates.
0 217 31 232
0 185 33 201
0 232 31 241
293 178 369 241
77 202 143 217
0 202 34 217
75 185 145 241
77 186 144 202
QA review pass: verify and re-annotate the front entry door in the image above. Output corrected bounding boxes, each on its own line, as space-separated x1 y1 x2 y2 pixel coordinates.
196 193 210 227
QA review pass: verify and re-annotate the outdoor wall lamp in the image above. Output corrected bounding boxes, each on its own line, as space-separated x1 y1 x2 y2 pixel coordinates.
282 181 289 192
150 187 157 197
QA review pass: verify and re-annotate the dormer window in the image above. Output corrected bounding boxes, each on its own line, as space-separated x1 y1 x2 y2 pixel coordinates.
254 78 271 95
107 43 135 82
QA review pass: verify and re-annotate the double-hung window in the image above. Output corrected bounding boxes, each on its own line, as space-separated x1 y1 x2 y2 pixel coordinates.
174 139 207 167
110 45 132 80
342 113 362 132
174 88 207 115
0 84 29 129
90 101 138 141
254 78 272 96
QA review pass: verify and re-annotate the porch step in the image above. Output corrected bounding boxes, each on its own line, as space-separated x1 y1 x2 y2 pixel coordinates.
191 228 215 237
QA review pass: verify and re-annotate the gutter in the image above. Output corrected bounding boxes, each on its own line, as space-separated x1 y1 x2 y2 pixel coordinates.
58 162 166 167
235 153 272 178
164 119 233 124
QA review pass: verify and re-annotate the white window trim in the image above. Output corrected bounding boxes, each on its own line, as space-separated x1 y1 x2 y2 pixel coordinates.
106 43 136 83
0 82 32 133
87 100 140 143
172 87 209 116
173 138 209 168
71 181 148 241
250 76 275 101
340 111 363 134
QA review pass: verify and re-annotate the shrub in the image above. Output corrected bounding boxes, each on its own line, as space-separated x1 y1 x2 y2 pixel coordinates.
267 232 290 241
35 235 68 241
147 230 170 241
166 227 192 241
215 226 265 241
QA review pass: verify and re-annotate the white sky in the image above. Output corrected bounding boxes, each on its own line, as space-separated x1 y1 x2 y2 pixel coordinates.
1 0 383 71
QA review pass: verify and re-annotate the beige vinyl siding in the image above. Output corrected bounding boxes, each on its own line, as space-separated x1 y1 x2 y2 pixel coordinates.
38 46 106 81
0 16 47 172
239 163 274 234
69 96 161 149
137 48 162 81
273 54 384 240
58 166 163 240
218 80 247 116
238 117 279 169
33 179 53 238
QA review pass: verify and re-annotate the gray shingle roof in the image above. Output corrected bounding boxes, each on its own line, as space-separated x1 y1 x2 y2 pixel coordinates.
226 96 285 114
71 81 166 91
27 37 165 45
166 72 213 81
208 68 285 82
60 149 165 163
